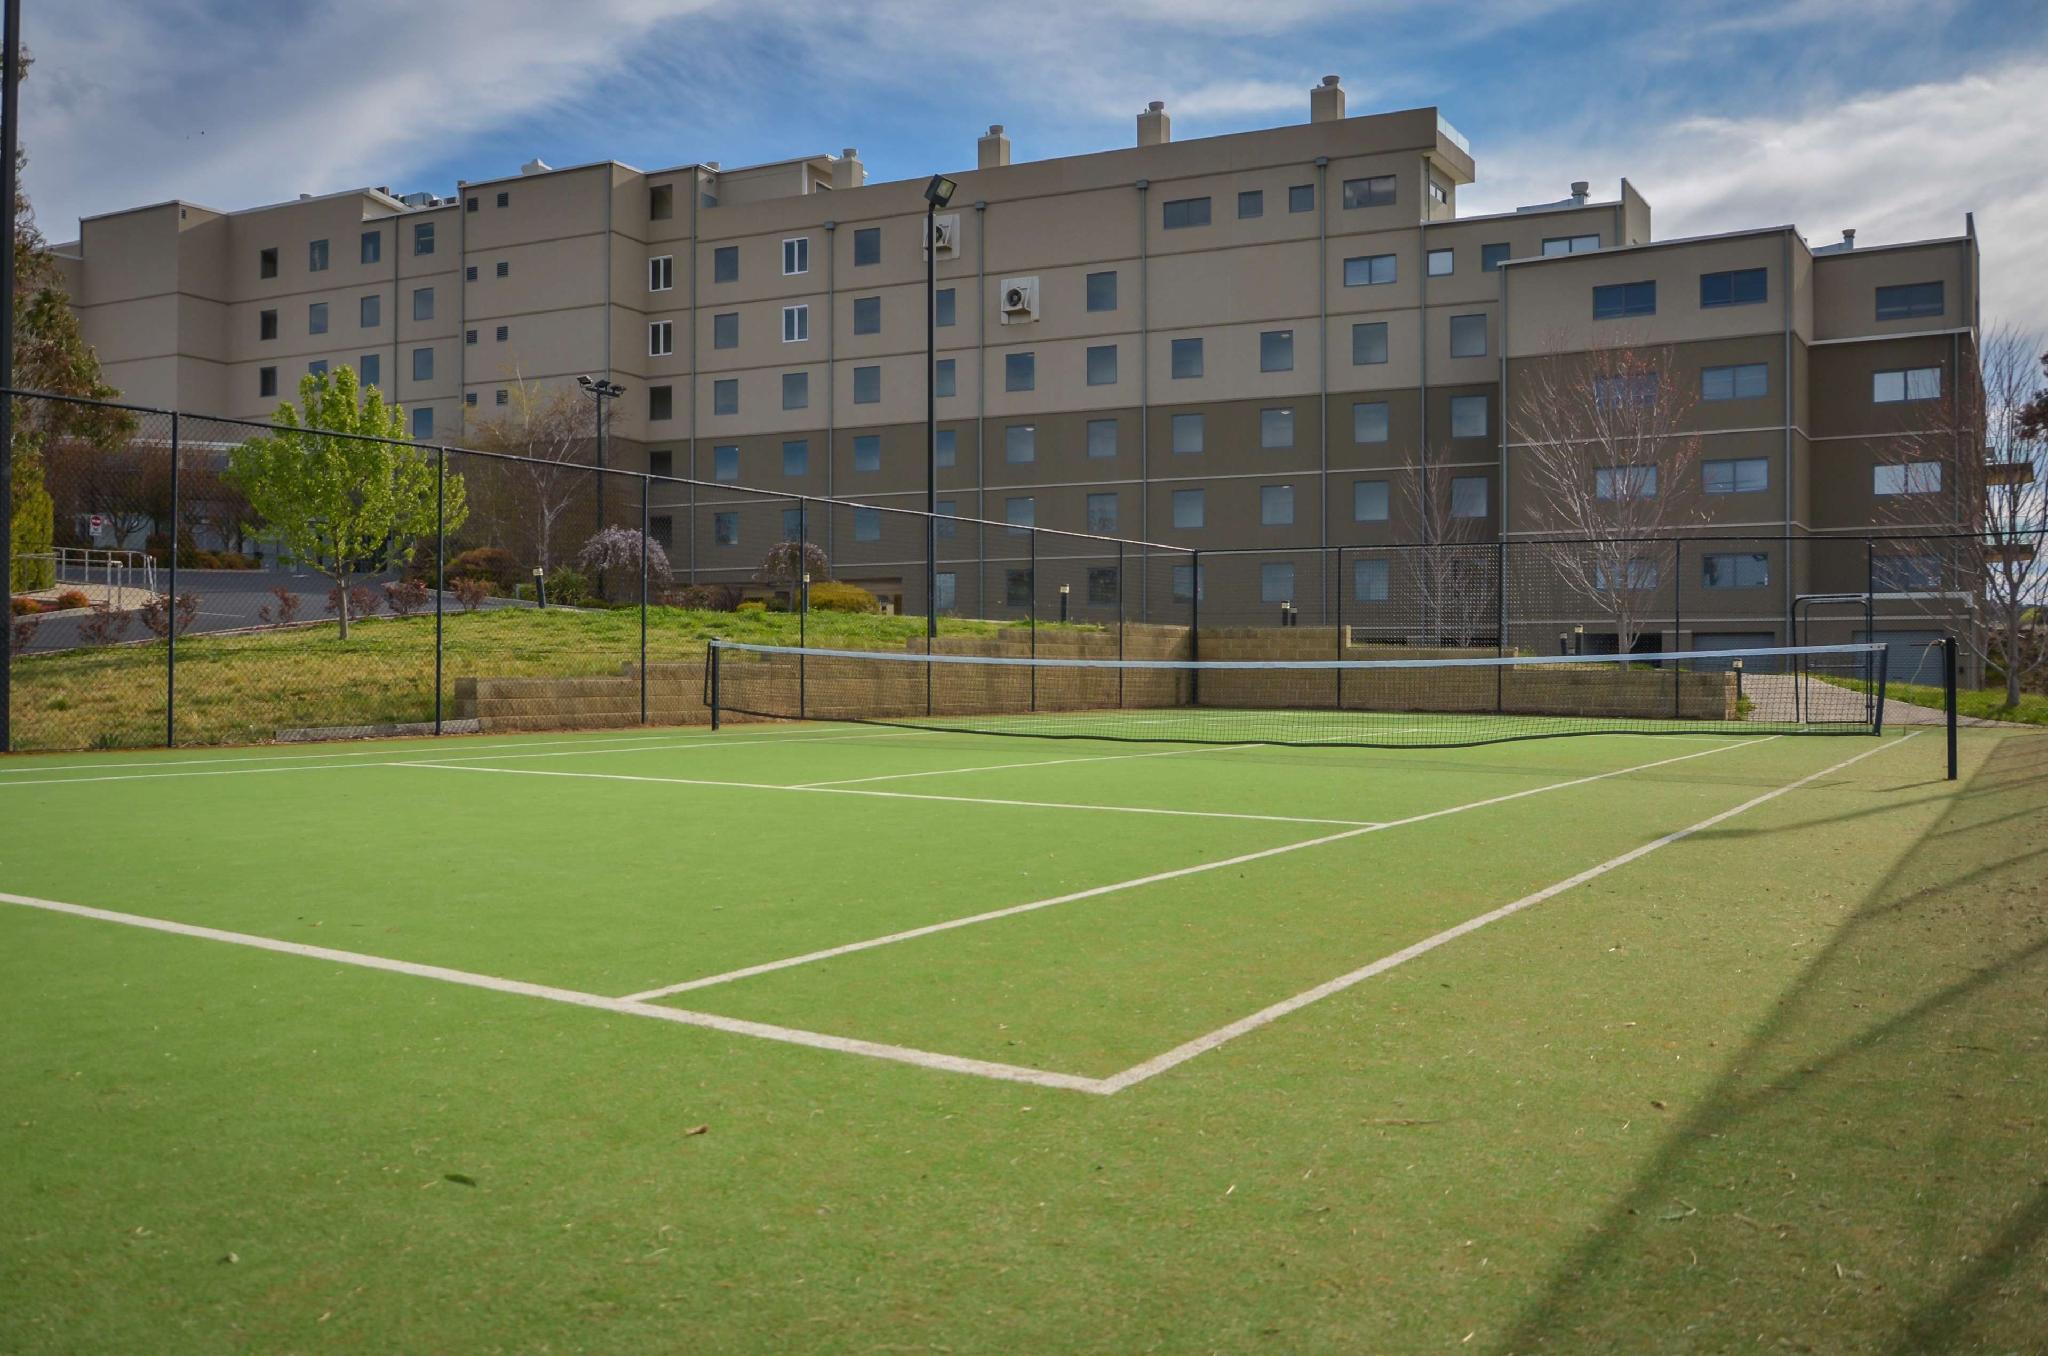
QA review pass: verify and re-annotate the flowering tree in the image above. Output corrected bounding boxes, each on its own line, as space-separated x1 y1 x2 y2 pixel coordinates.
577 524 672 601
756 539 830 603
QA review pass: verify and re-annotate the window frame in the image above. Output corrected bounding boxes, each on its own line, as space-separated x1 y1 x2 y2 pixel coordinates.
781 236 810 276
648 320 675 357
1162 197 1212 230
649 255 674 292
1341 175 1396 209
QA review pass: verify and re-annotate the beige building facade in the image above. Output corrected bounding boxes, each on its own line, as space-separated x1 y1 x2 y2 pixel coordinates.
48 81 1981 655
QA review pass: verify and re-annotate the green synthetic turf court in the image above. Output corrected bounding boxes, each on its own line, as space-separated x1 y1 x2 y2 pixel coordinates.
3 717 2044 1351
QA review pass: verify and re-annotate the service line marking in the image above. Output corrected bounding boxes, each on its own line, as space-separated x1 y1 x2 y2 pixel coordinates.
790 741 1260 788
619 736 1775 1002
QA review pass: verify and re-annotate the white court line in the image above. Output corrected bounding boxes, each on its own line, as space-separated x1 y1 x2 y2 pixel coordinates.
400 760 1378 828
791 741 1258 788
0 891 1110 1095
0 728 910 789
1096 732 1918 1093
618 736 1774 1002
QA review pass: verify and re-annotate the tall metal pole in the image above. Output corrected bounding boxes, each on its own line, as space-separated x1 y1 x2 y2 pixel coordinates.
593 388 606 528
433 446 445 735
0 0 21 754
639 472 649 726
166 416 180 745
925 198 938 642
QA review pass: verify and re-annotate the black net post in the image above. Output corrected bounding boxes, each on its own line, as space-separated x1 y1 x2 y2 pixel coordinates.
433 445 446 736
1943 634 1958 780
1116 539 1126 709
1671 536 1683 718
640 472 650 726
1028 529 1038 713
1334 545 1346 711
166 412 180 746
1189 548 1202 706
708 640 722 730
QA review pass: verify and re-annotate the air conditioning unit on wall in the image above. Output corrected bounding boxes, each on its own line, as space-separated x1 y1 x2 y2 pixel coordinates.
924 213 960 260
999 275 1039 323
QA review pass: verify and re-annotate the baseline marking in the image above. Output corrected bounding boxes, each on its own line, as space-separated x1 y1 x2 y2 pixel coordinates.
790 741 1259 789
0 892 1110 1095
1096 732 1919 1092
620 737 1773 1002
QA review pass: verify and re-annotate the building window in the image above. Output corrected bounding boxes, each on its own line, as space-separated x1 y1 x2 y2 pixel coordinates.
1875 281 1944 320
782 305 809 343
493 389 507 406
1428 178 1450 206
466 196 479 213
1354 558 1390 602
413 287 434 322
466 266 478 282
651 385 675 421
1288 183 1315 213
1594 372 1658 410
307 360 328 377
649 256 674 291
713 511 739 547
781 507 804 541
495 325 508 343
307 302 328 335
1087 344 1118 386
713 379 737 415
496 191 509 209
1260 484 1294 526
782 371 809 410
1595 558 1661 591
712 445 739 481
1450 475 1488 518
781 237 810 275
935 428 957 467
852 365 880 404
936 500 958 537
1171 337 1204 379
1261 561 1295 603
360 353 380 388
1874 462 1943 495
1006 351 1035 392
259 309 279 341
853 226 880 266
411 407 433 439
1005 497 1035 529
853 435 882 473
1171 412 1205 454
1343 254 1397 286
1427 248 1454 277
1087 418 1118 459
1352 321 1388 365
1261 407 1293 449
1353 401 1390 443
781 439 809 476
1702 552 1769 589
258 366 277 398
935 572 958 612
1087 270 1118 312
1481 242 1510 272
465 329 478 345
935 287 956 327
1542 234 1600 255
1873 366 1941 403
1595 465 1659 500
465 392 478 407
649 321 674 357
1260 329 1294 372
713 245 738 283
1342 175 1396 209
1162 197 1212 229
259 247 278 279
412 223 434 256
1005 423 1036 463
1237 189 1264 219
1702 362 1768 401
412 347 433 382
309 238 329 272
645 514 674 551
935 358 957 398
1449 313 1487 358
495 261 509 279
1087 568 1118 605
1172 564 1204 603
1086 492 1119 534
1005 569 1034 605
358 295 379 328
1703 457 1769 494
1593 280 1657 319
650 185 674 220
853 507 882 543
1172 488 1205 529
1450 394 1488 439
1874 553 1942 591
360 231 381 265
1700 268 1767 308
1353 479 1389 522
713 312 738 349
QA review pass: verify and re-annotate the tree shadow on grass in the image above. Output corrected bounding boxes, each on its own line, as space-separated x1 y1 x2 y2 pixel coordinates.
1492 736 2048 1354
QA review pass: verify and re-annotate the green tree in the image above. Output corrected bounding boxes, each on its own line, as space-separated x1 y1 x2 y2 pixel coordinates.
227 367 465 638
9 48 131 591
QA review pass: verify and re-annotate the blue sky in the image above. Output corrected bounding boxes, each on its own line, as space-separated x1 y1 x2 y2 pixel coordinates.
21 0 2048 328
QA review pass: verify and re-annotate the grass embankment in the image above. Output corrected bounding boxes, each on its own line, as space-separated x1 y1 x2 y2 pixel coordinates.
1827 675 2048 726
10 607 1097 751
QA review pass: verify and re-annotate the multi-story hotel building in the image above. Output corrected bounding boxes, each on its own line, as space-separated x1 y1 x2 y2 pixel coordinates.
48 78 1981 657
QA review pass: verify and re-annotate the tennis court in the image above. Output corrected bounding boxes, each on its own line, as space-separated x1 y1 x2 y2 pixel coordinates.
6 655 2044 1353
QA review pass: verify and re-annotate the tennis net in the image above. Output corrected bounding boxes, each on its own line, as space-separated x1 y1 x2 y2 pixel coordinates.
705 640 1893 748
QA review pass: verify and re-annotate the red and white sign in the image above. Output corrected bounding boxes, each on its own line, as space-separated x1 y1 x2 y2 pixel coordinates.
88 514 105 535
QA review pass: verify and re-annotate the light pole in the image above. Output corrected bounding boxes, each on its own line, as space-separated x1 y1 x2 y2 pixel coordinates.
576 374 626 527
922 174 957 642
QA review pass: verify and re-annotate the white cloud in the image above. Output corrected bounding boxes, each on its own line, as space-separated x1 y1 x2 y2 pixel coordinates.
1464 59 2048 331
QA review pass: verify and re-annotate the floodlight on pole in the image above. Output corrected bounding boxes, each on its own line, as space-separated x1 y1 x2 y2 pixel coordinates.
922 175 956 641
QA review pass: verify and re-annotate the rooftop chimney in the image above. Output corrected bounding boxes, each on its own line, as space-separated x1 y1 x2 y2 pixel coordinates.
1570 180 1590 205
1137 100 1171 147
1310 75 1345 123
978 124 1011 169
836 148 865 189
521 157 551 176
1841 227 1856 250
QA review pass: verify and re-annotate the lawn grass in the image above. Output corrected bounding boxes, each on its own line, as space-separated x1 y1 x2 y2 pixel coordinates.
1 725 2042 1351
1827 674 2048 726
8 606 1095 750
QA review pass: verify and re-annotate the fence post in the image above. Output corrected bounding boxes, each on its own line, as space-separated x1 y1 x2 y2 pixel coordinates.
1028 529 1038 713
1943 634 1957 781
797 499 807 721
1334 545 1345 712
1671 536 1683 719
1117 539 1126 709
1494 539 1506 714
1189 548 1202 707
434 446 445 736
166 413 180 747
639 472 650 726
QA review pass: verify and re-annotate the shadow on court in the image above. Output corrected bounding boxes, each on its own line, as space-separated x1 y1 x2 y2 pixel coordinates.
1492 734 2048 1354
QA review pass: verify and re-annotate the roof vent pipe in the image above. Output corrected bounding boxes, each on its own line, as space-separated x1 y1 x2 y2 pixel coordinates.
1570 180 1590 204
1137 100 1171 147
977 123 1011 169
1841 228 1856 249
1310 75 1345 123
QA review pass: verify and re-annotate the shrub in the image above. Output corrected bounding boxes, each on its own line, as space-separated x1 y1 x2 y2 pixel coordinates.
325 583 382 621
257 585 302 627
55 590 91 611
756 539 830 596
452 576 492 613
11 613 38 651
10 596 39 617
77 606 133 646
736 599 768 614
543 565 592 607
445 547 523 593
140 592 202 639
384 578 431 617
576 526 673 601
808 580 879 614
668 583 741 612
